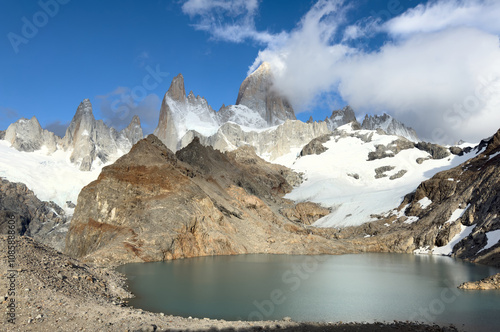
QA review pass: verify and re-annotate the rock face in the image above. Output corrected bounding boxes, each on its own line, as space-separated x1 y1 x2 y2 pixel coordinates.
4 117 60 153
361 113 419 142
181 120 330 160
65 135 341 266
3 99 144 171
153 74 219 151
62 99 144 171
325 106 357 131
153 63 303 158
234 62 296 126
0 178 68 251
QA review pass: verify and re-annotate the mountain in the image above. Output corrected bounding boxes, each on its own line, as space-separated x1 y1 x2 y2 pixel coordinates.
2 99 144 172
4 116 60 153
65 135 339 265
324 106 357 131
153 73 219 151
153 63 327 160
273 122 472 227
232 62 296 126
329 128 500 268
181 120 330 160
361 113 419 142
62 99 144 171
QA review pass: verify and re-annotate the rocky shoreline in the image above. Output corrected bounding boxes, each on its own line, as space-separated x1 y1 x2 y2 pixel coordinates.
459 273 500 290
1 235 463 332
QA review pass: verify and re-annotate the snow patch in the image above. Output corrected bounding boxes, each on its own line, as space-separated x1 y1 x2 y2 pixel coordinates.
404 216 419 224
432 225 475 256
418 197 432 209
445 204 470 224
478 229 500 253
0 140 117 215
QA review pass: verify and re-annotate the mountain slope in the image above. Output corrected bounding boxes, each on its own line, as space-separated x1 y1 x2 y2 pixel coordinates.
274 123 473 227
64 135 341 265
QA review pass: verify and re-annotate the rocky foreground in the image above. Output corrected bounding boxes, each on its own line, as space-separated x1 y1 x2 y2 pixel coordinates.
1 236 460 332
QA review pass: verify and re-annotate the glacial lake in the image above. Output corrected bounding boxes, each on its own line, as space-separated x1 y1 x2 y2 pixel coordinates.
117 253 500 331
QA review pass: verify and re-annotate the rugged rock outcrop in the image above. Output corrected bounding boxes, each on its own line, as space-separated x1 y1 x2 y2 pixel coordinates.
234 62 296 126
4 116 60 153
181 120 330 160
325 106 357 131
300 134 332 156
362 113 419 142
64 135 343 266
415 141 450 159
62 99 144 171
0 178 68 251
280 202 330 225
459 273 500 290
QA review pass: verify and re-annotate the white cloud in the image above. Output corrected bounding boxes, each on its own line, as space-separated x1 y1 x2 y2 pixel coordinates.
337 27 500 143
181 0 282 44
247 0 500 143
385 0 500 36
183 0 500 143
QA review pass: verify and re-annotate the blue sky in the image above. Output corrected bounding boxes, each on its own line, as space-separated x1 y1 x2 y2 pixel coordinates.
1 0 500 143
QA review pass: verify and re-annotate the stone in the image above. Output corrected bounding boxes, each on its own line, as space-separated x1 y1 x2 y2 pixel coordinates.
4 116 60 153
300 134 332 156
235 62 296 126
361 113 419 142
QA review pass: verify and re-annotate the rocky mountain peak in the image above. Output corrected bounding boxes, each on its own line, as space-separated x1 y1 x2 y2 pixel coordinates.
325 105 358 131
235 62 296 126
120 115 143 146
166 73 186 103
4 116 59 153
361 113 419 142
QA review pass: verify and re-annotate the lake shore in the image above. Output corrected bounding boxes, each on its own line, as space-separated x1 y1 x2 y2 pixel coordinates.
1 236 465 331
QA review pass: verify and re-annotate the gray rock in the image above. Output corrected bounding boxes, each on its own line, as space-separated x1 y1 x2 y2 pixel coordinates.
361 113 419 142
374 166 395 179
389 170 407 180
0 178 68 251
325 106 357 131
347 173 359 180
62 99 143 171
415 142 450 159
153 74 218 151
300 134 332 156
181 120 330 161
235 62 296 126
4 117 60 153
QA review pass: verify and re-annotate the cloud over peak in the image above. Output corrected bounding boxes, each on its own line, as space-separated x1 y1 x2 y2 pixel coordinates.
184 0 500 143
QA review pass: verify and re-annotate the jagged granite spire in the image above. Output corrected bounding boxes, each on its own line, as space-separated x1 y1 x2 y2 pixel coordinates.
154 73 218 151
325 106 357 131
62 99 144 171
121 115 143 146
235 62 296 126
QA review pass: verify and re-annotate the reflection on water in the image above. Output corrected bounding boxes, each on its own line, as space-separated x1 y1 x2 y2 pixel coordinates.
117 253 500 331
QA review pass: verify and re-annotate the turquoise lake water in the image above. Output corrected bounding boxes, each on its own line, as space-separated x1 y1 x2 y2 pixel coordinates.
117 253 500 331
